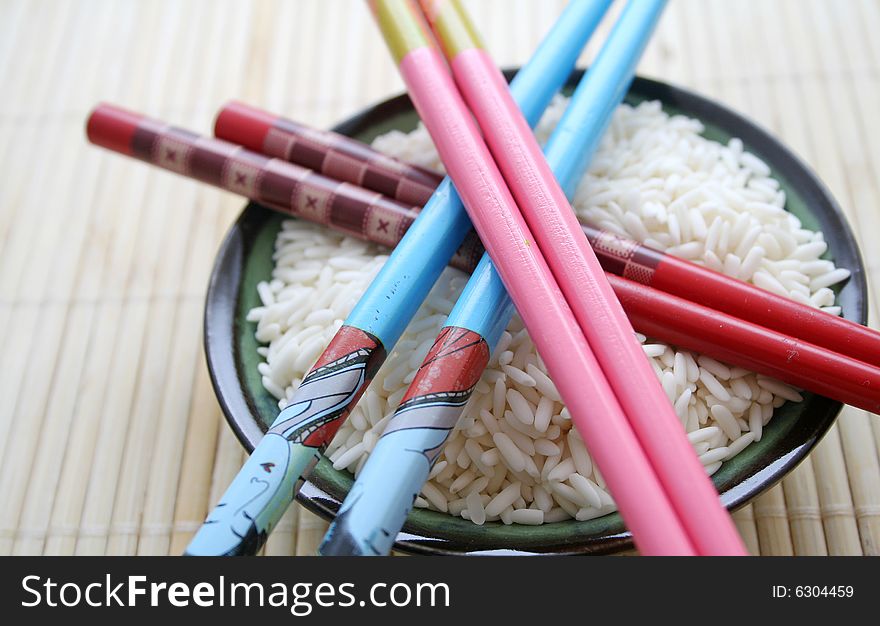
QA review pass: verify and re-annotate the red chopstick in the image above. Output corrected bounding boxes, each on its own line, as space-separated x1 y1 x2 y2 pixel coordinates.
215 100 442 206
211 101 878 373
636 244 874 366
88 104 880 414
611 275 880 413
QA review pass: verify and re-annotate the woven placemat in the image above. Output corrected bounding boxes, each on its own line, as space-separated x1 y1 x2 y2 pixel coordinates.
0 0 878 556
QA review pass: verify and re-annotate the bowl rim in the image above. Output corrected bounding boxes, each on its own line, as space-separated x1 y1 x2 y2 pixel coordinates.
203 70 868 555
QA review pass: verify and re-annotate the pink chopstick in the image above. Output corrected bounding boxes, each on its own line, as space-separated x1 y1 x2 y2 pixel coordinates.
420 0 745 555
369 0 694 555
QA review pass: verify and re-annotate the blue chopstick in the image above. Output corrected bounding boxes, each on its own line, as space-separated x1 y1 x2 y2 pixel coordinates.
184 0 608 556
319 0 666 556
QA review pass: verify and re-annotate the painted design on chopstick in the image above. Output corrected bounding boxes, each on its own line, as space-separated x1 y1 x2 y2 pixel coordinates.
320 326 488 555
386 326 488 461
268 117 442 207
189 435 284 556
88 104 487 272
583 225 662 287
184 326 384 556
217 105 446 207
268 326 386 447
132 121 417 247
90 105 420 247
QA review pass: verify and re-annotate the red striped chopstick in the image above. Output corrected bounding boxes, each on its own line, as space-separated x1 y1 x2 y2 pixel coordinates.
215 100 441 206
215 100 879 374
87 104 880 413
86 103 481 271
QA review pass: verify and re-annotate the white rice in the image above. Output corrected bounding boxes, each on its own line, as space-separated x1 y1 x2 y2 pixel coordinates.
248 97 850 525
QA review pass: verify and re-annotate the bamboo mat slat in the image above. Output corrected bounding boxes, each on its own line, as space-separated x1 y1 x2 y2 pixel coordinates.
731 505 760 556
0 0 879 556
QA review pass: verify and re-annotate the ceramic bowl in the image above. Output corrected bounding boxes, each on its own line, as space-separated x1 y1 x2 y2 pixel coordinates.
204 71 867 555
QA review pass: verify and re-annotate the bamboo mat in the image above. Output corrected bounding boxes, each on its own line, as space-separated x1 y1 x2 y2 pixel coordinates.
1 0 879 557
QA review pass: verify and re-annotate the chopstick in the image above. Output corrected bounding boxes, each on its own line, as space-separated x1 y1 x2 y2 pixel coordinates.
419 0 744 555
212 100 880 377
85 104 452 253
319 0 669 556
85 6 880 554
178 0 599 556
320 255 514 555
86 104 880 554
368 0 695 555
85 109 880 411
595 231 878 367
612 276 880 413
214 100 441 206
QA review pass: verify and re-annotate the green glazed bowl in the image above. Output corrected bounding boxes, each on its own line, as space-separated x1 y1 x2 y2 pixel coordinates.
204 71 867 555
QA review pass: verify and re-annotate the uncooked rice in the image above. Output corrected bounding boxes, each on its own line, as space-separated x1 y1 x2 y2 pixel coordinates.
248 97 850 526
